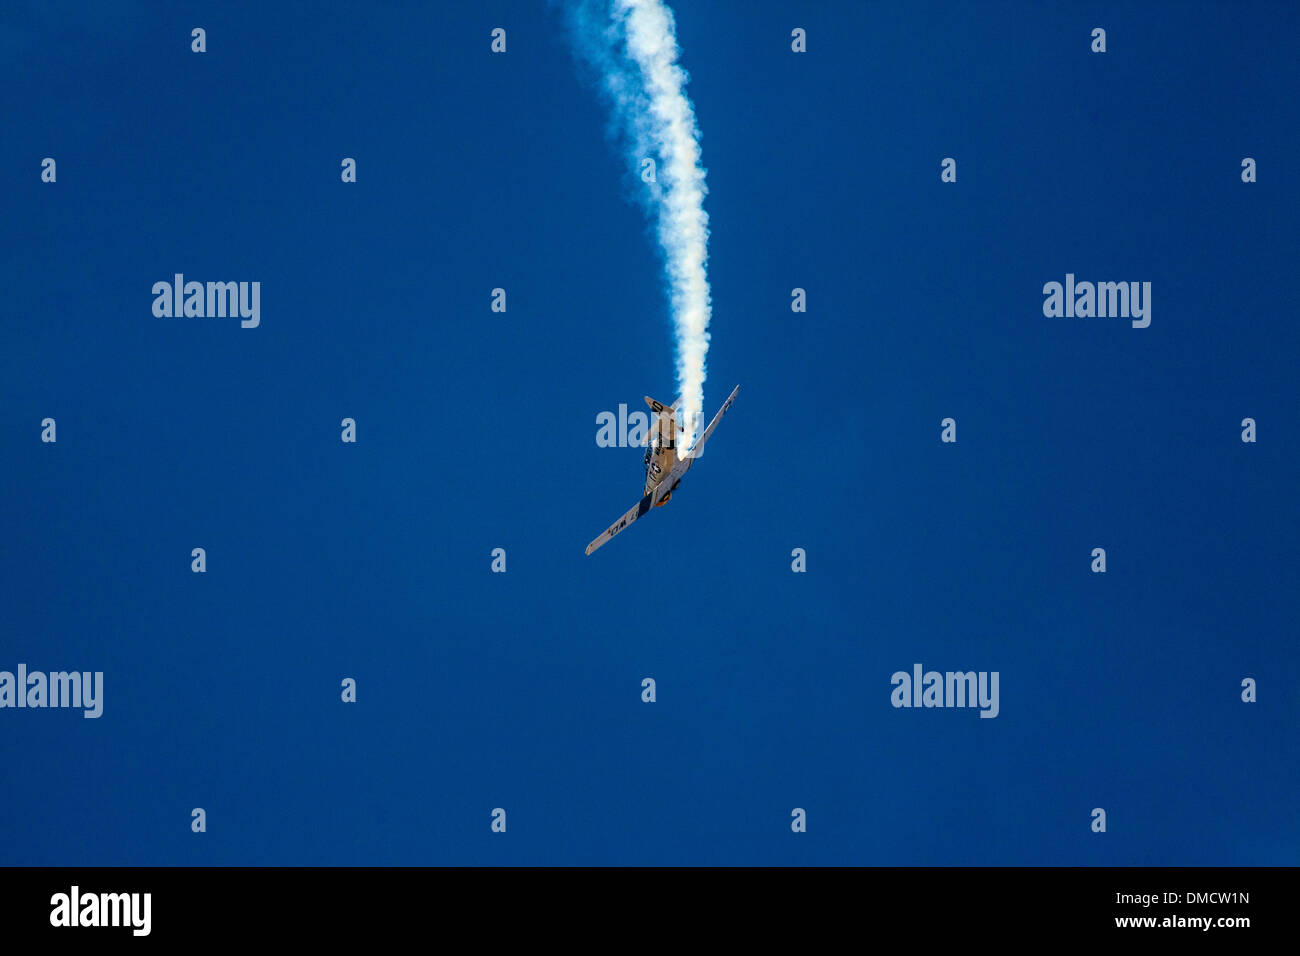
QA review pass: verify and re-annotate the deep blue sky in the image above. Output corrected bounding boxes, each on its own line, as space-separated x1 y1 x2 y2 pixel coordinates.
2 1 1297 865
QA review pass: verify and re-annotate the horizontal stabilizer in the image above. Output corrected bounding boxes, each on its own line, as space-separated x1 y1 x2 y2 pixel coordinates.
644 396 681 414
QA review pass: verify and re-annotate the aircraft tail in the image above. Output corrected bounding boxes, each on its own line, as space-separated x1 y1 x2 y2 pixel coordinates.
644 396 681 414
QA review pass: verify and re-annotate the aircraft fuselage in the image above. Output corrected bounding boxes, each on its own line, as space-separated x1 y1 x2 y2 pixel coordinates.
642 396 680 504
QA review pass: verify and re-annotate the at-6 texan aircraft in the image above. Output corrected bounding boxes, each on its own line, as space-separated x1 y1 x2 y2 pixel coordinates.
586 385 740 555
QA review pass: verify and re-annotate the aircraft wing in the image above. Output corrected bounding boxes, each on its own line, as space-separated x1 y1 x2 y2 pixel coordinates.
681 384 739 470
585 490 657 556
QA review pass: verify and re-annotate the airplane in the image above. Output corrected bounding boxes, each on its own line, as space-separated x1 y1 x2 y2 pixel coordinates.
585 384 740 555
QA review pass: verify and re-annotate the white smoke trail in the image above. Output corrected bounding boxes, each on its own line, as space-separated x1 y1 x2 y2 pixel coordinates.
569 0 711 445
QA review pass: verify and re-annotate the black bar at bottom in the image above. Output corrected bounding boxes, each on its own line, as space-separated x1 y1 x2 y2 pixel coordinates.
0 866 1282 941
